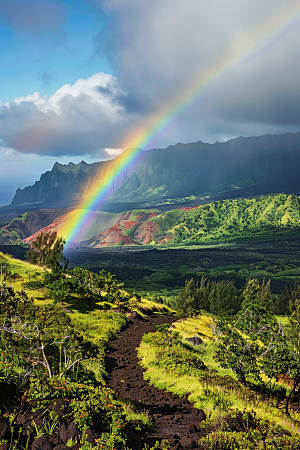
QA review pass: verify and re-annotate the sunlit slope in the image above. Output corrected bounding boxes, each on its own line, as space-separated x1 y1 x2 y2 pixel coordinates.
172 193 300 243
23 209 160 245
22 209 124 244
0 208 74 245
0 251 45 300
18 193 300 247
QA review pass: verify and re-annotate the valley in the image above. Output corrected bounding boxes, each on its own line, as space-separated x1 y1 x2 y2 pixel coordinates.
2 133 300 449
2 0 300 444
1 245 300 449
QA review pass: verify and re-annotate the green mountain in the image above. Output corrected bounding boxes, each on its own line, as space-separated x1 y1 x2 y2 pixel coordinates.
70 194 300 246
11 131 300 207
3 194 300 247
169 193 300 244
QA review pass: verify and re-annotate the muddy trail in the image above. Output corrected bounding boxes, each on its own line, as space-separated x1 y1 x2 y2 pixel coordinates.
105 314 207 450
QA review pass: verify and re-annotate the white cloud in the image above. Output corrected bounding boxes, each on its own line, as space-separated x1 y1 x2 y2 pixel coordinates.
105 147 123 156
0 145 22 161
1 1 300 158
0 73 143 157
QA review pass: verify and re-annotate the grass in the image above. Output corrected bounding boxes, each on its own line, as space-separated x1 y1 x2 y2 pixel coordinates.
0 251 47 300
135 297 174 315
138 314 300 437
118 397 152 428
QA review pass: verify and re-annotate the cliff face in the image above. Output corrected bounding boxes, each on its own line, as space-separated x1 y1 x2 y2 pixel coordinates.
11 161 103 205
11 131 300 206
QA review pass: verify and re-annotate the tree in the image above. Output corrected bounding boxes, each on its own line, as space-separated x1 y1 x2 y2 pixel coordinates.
0 284 84 379
26 231 65 266
175 277 241 315
216 292 280 387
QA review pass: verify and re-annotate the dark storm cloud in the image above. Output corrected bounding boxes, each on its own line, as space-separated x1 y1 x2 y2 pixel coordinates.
96 84 146 113
2 0 300 158
220 91 300 126
93 0 300 144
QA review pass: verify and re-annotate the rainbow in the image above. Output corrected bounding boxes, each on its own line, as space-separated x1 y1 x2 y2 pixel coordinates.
64 3 300 246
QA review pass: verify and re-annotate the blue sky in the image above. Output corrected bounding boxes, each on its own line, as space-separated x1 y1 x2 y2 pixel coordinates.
0 1 112 103
0 0 114 204
1 0 300 205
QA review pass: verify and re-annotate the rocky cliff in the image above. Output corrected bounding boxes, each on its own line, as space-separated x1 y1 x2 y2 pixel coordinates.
11 131 300 206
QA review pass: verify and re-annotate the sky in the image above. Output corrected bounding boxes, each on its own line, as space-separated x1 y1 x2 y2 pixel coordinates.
1 0 300 205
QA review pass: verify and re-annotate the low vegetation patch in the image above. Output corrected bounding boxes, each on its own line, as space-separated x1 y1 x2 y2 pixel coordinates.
138 303 300 448
0 242 172 449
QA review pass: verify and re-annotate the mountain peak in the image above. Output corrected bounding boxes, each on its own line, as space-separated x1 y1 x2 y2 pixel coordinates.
11 131 300 207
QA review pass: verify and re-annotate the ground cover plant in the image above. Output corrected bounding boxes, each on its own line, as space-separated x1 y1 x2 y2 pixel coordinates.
0 282 129 449
4 231 300 448
138 290 300 449
0 244 173 449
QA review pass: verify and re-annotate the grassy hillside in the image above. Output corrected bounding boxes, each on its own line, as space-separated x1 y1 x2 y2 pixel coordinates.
0 250 45 297
0 252 173 449
138 313 300 449
80 193 300 247
172 194 300 244
3 250 300 448
3 193 300 248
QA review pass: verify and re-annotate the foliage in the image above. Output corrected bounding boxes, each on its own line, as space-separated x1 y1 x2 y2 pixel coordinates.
0 284 94 381
216 282 280 386
26 259 135 311
173 194 300 244
175 277 241 315
26 231 65 266
216 281 300 418
198 429 300 450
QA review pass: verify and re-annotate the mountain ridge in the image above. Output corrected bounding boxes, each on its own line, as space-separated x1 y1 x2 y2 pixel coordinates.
11 131 300 207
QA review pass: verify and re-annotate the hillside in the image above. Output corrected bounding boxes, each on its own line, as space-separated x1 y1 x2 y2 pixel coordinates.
23 208 161 246
3 251 300 449
17 194 300 248
11 131 300 207
172 193 300 244
0 251 175 450
0 207 74 245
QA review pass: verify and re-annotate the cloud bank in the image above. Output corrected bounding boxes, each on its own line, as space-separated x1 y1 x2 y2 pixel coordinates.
1 0 300 157
0 73 145 157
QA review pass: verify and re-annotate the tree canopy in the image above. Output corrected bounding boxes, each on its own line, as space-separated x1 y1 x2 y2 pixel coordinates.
26 231 65 266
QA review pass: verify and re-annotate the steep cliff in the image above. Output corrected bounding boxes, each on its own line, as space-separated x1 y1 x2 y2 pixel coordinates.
11 131 300 206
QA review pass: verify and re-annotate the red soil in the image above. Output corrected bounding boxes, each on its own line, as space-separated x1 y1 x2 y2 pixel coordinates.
133 221 159 245
23 212 71 245
157 235 174 244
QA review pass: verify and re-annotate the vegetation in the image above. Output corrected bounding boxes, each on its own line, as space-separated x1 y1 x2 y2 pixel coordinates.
2 216 300 448
174 277 241 315
0 238 171 449
139 305 300 449
63 235 300 303
172 194 300 244
26 230 65 266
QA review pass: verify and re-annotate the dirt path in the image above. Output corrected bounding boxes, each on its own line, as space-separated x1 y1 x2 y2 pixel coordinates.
105 314 206 450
